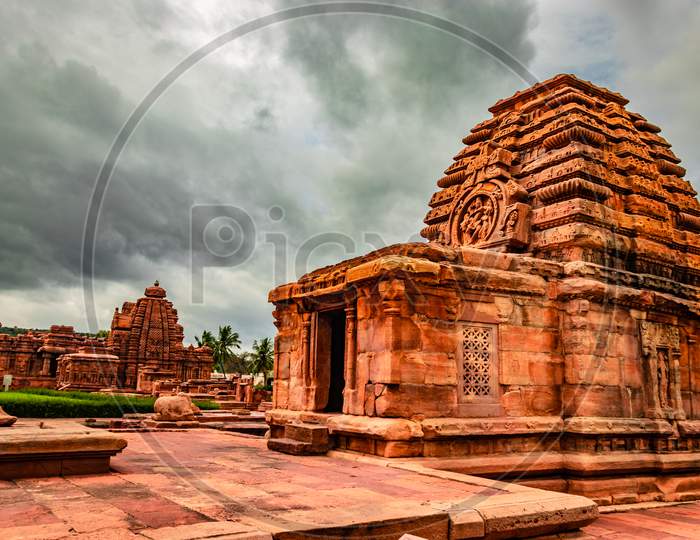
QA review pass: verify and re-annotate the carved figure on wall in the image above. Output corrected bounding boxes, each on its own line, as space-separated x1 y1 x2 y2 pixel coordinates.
503 209 519 235
657 349 671 409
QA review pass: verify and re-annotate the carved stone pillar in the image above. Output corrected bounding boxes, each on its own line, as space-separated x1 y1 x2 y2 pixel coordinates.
300 313 311 388
344 305 357 390
309 312 318 386
343 303 357 414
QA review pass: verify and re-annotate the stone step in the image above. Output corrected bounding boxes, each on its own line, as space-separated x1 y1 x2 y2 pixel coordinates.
216 401 250 411
197 413 262 423
258 401 273 412
184 393 212 400
217 422 269 436
284 422 330 446
267 437 328 456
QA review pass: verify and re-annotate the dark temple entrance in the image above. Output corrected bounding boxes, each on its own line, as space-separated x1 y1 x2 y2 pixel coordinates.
317 309 346 413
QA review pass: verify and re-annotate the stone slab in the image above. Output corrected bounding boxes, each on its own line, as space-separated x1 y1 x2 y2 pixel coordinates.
210 422 269 436
277 411 425 441
139 522 271 540
267 437 326 455
196 413 260 423
143 419 201 429
284 422 329 445
0 419 127 479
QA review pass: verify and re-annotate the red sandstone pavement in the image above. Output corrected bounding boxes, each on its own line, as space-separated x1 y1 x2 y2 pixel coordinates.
0 429 501 539
0 429 698 539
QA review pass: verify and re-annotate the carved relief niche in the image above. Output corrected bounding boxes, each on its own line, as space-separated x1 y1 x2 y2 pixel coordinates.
447 179 530 250
639 321 685 420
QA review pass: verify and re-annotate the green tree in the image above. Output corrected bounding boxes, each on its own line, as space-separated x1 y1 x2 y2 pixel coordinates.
247 337 274 383
223 351 249 375
211 325 241 377
195 330 214 348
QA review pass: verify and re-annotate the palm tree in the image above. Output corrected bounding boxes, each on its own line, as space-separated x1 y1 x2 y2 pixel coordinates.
195 330 214 348
212 325 241 377
247 337 274 385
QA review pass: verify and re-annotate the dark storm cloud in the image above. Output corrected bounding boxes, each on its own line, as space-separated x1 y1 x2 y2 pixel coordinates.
276 0 537 245
0 42 192 289
279 0 536 132
0 43 126 288
0 25 309 292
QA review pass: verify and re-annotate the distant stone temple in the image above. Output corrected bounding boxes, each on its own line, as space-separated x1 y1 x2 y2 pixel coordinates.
267 74 700 504
0 282 212 392
0 325 100 388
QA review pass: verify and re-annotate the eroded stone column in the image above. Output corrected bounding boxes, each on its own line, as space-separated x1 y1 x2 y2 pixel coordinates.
343 303 357 414
301 313 311 389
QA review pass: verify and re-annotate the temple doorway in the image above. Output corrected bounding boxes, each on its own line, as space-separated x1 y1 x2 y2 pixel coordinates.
49 357 58 377
317 309 346 413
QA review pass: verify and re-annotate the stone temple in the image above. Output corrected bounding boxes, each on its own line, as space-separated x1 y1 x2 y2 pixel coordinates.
267 74 700 505
0 282 212 392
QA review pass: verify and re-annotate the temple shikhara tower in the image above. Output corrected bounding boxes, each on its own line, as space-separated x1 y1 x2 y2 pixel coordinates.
0 282 212 392
267 74 700 505
101 281 213 393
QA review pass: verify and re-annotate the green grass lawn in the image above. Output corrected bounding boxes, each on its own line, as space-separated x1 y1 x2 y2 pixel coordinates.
0 387 219 418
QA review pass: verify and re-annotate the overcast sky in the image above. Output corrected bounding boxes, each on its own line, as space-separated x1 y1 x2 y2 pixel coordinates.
0 0 698 348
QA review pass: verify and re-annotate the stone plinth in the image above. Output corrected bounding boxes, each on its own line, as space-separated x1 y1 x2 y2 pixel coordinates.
0 420 127 479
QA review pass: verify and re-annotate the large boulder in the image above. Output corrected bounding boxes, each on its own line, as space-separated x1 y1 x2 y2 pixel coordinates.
153 393 200 422
0 406 18 427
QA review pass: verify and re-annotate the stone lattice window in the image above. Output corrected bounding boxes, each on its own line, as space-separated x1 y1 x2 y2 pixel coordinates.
459 324 498 407
461 326 492 397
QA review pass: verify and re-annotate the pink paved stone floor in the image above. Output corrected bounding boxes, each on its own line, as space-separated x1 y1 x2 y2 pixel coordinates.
0 429 698 539
579 504 700 539
0 429 502 539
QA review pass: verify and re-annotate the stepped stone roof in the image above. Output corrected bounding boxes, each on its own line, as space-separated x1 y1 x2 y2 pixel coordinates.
421 74 700 286
108 281 188 367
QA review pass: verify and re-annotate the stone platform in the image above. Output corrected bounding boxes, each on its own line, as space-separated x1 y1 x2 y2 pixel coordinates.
0 429 599 539
0 419 127 480
267 411 700 505
392 452 700 507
